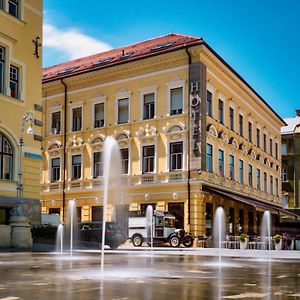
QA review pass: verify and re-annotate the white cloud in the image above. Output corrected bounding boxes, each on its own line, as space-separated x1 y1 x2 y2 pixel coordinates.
43 23 112 60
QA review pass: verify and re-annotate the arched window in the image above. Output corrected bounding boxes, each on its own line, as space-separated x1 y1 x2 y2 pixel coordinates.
0 133 13 180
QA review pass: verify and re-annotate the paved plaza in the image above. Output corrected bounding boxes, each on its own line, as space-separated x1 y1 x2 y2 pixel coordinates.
0 249 299 299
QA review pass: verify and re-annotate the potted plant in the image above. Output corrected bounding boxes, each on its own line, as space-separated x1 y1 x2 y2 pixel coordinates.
273 234 282 250
239 233 248 250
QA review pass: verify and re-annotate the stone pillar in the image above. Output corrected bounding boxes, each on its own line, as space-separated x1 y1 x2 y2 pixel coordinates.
10 216 32 248
0 225 11 247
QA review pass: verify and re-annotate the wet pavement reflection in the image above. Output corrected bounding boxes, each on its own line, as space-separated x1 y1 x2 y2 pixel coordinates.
0 252 299 299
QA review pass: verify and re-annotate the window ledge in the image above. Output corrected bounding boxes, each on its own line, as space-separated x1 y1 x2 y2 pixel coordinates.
0 93 24 106
0 9 26 26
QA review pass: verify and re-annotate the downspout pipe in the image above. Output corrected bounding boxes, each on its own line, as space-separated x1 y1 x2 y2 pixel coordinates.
61 79 67 223
185 47 191 225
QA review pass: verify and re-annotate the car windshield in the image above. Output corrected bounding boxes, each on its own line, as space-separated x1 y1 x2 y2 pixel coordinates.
164 218 175 228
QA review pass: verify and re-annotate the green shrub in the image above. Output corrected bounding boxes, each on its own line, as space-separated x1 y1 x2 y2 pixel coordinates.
239 233 248 243
273 234 281 244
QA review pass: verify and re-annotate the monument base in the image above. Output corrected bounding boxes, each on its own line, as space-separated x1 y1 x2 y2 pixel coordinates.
9 216 32 248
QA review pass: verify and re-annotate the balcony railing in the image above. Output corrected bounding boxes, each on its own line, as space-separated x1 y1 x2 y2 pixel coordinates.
42 170 192 192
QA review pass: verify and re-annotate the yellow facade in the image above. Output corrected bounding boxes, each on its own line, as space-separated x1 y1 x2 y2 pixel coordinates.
41 35 285 237
0 0 43 224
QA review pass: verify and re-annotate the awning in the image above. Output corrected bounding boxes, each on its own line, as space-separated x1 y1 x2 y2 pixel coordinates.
202 185 298 218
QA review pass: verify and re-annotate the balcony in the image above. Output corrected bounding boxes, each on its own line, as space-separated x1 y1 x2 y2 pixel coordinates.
42 170 192 193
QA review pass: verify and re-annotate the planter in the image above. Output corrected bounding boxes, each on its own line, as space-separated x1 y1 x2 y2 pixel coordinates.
240 240 248 250
274 239 282 250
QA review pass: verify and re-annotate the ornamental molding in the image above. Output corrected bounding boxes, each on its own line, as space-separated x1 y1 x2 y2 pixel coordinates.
136 124 158 141
229 137 239 149
239 143 248 155
67 136 84 152
206 124 218 138
218 131 229 144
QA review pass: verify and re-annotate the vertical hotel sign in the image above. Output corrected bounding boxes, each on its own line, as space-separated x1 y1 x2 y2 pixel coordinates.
189 62 206 171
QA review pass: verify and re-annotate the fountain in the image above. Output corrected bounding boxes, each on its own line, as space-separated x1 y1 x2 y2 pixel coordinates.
213 206 226 265
56 223 64 254
101 136 123 273
260 210 272 251
64 199 78 257
146 205 153 254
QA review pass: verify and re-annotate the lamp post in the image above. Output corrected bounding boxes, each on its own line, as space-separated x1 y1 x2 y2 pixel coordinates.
12 110 34 217
10 110 34 248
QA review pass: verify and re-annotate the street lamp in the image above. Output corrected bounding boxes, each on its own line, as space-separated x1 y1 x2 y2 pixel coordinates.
12 110 34 217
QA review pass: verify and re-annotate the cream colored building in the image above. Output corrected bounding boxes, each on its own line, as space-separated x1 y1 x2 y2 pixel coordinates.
41 33 293 236
0 0 43 225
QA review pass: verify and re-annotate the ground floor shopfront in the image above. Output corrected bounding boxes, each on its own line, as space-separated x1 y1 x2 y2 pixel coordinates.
41 181 294 237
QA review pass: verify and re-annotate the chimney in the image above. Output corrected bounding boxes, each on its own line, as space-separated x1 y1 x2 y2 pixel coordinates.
296 110 300 117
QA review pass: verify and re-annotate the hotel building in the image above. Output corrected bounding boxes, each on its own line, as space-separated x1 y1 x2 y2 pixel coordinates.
41 33 293 236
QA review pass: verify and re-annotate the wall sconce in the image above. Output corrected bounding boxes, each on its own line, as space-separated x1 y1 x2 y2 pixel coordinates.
144 194 150 201
172 192 178 200
32 36 42 59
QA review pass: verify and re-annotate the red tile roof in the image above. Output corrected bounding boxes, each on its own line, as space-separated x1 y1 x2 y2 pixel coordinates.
42 33 203 82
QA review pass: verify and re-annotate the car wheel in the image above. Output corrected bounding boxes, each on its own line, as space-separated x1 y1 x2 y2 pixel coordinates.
183 235 194 248
132 234 143 247
169 235 180 247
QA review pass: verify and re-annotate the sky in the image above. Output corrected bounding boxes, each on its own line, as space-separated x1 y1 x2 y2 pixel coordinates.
43 0 300 119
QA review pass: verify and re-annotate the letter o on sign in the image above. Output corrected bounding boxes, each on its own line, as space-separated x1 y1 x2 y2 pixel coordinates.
191 97 200 107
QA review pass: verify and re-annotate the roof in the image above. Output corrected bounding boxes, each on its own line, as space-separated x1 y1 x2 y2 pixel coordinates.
42 32 285 126
281 116 300 135
42 33 202 82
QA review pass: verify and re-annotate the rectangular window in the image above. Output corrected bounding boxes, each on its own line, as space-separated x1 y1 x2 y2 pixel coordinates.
120 148 129 174
10 65 19 99
229 155 234 180
282 143 287 155
239 114 243 137
275 143 278 160
142 145 154 173
170 142 183 171
264 172 267 193
269 138 273 156
170 87 183 115
270 175 273 195
256 128 260 148
256 169 261 190
0 0 3 9
229 107 234 131
93 152 103 178
8 0 18 18
51 158 60 182
218 149 224 176
72 107 82 131
118 98 129 124
275 178 279 197
248 164 253 187
51 111 61 134
218 99 224 124
282 168 288 182
72 155 81 180
248 122 252 143
206 143 213 173
263 134 267 152
206 90 213 117
143 93 155 120
239 159 244 184
0 47 4 94
94 103 105 128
